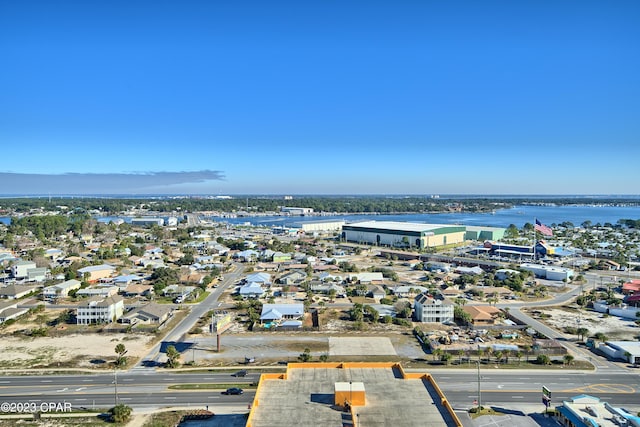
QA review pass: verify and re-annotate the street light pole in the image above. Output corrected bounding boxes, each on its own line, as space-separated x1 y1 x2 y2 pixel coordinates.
114 366 119 406
476 361 481 410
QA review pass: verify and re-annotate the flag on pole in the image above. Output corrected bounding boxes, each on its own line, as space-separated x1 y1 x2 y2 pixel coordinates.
535 219 553 236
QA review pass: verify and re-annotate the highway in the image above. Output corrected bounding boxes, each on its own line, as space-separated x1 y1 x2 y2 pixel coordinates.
431 370 640 410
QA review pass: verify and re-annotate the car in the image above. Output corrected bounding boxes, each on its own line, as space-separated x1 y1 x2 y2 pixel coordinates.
233 370 247 377
223 387 243 395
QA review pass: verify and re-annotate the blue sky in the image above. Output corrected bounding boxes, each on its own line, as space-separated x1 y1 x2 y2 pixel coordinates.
1 0 639 195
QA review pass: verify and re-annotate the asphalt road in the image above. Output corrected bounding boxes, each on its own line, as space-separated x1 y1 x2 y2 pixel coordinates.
431 370 640 410
0 369 638 413
135 264 245 368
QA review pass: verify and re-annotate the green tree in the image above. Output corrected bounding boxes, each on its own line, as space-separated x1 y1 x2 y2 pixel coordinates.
563 354 574 366
115 343 128 368
108 404 132 423
298 348 312 362
165 345 181 368
536 354 551 365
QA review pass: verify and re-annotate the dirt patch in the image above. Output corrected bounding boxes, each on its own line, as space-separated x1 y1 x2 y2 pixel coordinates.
0 334 154 369
526 306 640 341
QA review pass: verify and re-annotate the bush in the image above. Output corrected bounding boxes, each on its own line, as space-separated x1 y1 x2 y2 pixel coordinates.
108 404 132 423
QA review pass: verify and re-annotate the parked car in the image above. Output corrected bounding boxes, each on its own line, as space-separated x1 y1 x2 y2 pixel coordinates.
223 387 244 395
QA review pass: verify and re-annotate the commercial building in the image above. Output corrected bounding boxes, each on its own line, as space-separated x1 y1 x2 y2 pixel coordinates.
597 341 640 364
294 219 345 233
414 293 454 323
246 362 461 427
556 394 640 427
131 217 165 226
342 221 465 249
281 207 313 215
465 226 506 241
520 263 574 281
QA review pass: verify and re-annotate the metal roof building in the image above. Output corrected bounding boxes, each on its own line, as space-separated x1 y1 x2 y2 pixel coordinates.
342 221 466 249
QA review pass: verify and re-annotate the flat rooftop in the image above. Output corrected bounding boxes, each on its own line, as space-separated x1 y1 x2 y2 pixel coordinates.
247 363 459 427
344 220 453 233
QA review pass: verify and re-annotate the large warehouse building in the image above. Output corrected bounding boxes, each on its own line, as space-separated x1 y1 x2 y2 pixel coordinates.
342 221 466 249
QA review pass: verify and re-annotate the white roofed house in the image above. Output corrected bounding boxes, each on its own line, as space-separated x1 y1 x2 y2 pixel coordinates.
42 279 82 301
278 270 307 285
239 282 265 299
246 272 271 285
0 284 39 300
260 303 304 324
348 272 384 284
121 303 172 325
27 267 49 283
76 295 124 325
11 260 37 279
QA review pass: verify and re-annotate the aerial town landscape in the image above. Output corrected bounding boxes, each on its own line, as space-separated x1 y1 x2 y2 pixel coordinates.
0 196 639 427
3 0 640 426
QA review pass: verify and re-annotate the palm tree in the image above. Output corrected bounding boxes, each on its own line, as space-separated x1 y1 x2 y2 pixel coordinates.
594 332 608 343
577 327 589 341
515 351 523 365
114 344 127 368
494 351 503 364
432 348 442 361
563 355 574 366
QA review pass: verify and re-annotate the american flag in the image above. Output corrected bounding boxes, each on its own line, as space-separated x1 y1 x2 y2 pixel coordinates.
535 219 553 236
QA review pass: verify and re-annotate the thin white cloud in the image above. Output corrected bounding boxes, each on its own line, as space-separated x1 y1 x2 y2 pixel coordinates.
1 170 225 195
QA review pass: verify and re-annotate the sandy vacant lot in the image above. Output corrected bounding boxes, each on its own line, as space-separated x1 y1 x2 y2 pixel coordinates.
530 307 640 341
0 334 153 369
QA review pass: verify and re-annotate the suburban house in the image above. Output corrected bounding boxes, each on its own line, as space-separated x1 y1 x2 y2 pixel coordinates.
367 284 386 299
77 264 116 282
309 282 345 296
121 303 172 325
11 260 37 279
76 295 125 325
0 284 39 300
42 279 82 301
0 298 28 323
278 270 307 285
123 283 154 297
390 285 428 298
26 267 49 283
239 282 265 299
462 305 502 325
246 272 272 286
76 286 119 298
260 303 304 324
347 272 384 284
234 250 259 262
162 285 196 300
272 252 292 262
413 294 454 323
622 279 640 295
475 286 514 299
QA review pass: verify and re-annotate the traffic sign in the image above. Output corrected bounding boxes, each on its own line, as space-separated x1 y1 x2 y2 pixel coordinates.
542 386 551 398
